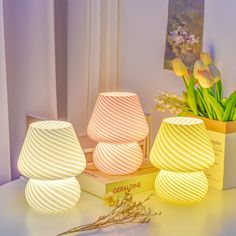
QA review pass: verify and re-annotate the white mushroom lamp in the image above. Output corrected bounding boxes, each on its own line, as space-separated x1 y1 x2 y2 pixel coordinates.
18 121 86 213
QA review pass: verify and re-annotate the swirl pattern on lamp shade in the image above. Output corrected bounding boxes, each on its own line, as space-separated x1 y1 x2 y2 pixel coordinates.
25 177 81 213
150 117 215 172
18 121 86 179
87 92 149 143
93 142 144 175
156 170 208 204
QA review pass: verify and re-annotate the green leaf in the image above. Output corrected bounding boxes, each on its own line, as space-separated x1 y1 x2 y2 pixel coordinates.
187 76 198 116
223 94 236 121
221 98 227 107
223 91 236 109
208 87 214 96
202 88 214 119
205 93 224 121
195 89 207 116
215 80 223 103
232 108 236 121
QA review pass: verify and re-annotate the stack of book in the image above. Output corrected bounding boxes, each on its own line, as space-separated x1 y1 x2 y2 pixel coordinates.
77 161 158 198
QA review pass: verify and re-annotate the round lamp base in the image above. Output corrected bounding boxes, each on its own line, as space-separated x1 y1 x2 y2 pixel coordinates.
155 170 208 205
93 142 144 175
25 177 81 213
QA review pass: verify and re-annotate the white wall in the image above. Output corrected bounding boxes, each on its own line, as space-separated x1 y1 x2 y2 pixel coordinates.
118 0 236 142
203 0 236 96
118 0 184 141
3 0 57 179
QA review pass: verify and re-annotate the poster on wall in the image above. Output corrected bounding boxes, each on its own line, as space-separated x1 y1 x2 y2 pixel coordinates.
164 0 204 70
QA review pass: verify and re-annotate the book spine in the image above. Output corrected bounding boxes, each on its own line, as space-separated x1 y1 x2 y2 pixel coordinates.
106 173 157 198
78 172 157 198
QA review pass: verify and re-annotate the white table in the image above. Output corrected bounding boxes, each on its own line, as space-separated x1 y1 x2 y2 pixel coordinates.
1 179 236 236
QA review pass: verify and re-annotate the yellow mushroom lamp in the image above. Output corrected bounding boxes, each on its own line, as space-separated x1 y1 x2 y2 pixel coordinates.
18 121 86 213
87 92 149 175
150 117 215 204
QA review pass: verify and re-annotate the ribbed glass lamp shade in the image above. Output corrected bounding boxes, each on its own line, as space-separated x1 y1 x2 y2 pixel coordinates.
87 92 149 175
150 117 215 204
18 121 86 213
18 121 86 179
155 170 208 205
87 92 149 142
25 177 81 213
150 117 215 171
93 142 143 175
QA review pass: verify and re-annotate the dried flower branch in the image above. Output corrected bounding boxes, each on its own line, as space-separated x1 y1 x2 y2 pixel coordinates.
102 192 118 207
153 91 193 116
57 192 160 236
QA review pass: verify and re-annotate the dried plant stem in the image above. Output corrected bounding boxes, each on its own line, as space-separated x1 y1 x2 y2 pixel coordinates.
58 217 153 235
57 192 160 236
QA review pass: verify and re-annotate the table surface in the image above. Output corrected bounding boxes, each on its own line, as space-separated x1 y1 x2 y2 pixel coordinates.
1 179 236 236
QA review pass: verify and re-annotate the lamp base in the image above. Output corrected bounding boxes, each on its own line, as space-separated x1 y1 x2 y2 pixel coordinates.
93 142 144 175
155 170 208 204
25 177 81 213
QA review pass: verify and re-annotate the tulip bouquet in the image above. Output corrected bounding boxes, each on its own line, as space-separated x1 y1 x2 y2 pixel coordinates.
155 52 236 121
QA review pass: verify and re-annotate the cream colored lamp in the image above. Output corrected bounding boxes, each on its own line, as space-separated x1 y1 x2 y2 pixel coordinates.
87 92 149 175
150 117 215 204
18 121 86 213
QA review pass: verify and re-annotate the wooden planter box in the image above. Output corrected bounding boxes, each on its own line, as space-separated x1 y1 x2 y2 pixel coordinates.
196 117 236 190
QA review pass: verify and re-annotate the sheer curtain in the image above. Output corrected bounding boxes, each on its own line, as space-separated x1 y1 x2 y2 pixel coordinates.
0 0 11 185
0 0 58 183
0 0 119 185
67 0 119 134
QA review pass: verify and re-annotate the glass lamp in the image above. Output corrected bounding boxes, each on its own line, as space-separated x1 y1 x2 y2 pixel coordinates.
18 121 86 213
150 117 215 204
87 92 149 175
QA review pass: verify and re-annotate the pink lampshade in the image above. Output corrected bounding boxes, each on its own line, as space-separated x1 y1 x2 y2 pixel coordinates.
93 142 144 175
87 92 149 143
87 92 149 175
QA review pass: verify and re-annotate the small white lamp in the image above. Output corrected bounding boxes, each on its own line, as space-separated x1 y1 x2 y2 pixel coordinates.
18 121 86 213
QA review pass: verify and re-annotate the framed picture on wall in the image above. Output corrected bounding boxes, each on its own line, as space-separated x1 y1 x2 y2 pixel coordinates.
164 0 205 70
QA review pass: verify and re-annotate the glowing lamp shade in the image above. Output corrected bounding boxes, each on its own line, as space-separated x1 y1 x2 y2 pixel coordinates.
25 178 81 213
87 92 149 175
93 142 144 175
18 121 86 213
150 117 215 204
156 170 208 205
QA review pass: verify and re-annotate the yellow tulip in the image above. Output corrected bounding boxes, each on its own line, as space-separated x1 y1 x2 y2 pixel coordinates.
200 52 212 66
208 63 221 82
196 69 215 88
194 60 207 80
172 58 187 77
